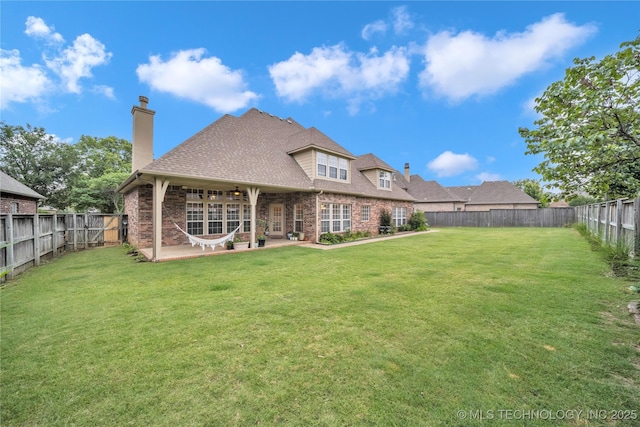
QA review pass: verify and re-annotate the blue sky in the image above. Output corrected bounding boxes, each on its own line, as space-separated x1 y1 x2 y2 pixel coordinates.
1 1 638 186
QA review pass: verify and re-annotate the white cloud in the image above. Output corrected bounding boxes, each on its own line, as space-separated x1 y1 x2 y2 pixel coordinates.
25 16 64 44
0 49 51 108
137 48 259 113
475 172 502 182
362 20 387 40
392 6 414 34
418 13 597 102
427 151 479 177
44 33 112 94
268 44 409 114
362 6 414 40
91 85 115 99
1 17 113 108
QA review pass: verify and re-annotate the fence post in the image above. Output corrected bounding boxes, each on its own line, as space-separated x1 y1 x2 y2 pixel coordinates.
84 213 89 249
34 213 41 266
615 199 623 247
6 214 14 280
52 214 58 257
72 214 77 251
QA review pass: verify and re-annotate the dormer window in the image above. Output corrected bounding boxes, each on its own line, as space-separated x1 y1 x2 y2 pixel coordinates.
316 151 349 181
379 170 391 189
339 158 348 180
317 152 327 177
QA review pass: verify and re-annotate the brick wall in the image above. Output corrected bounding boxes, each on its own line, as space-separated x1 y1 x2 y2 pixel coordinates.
126 186 413 246
0 195 39 214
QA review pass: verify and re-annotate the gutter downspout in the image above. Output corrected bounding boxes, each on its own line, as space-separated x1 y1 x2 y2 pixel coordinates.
315 190 323 243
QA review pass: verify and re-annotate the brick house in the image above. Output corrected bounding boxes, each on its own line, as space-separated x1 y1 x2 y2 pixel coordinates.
118 97 415 261
0 171 45 214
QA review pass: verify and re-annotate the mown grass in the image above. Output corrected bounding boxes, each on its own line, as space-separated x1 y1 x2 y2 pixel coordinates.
1 228 638 426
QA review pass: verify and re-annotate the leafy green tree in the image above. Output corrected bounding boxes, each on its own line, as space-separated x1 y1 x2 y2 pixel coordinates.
75 135 131 178
71 171 130 213
71 135 132 212
568 195 600 206
0 122 80 209
1 123 132 212
519 36 640 199
512 178 552 207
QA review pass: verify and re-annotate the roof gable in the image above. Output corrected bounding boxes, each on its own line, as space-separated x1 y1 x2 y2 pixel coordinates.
287 127 355 159
355 153 395 172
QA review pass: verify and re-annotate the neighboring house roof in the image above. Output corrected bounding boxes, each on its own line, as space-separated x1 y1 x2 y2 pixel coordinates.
0 171 45 199
446 185 478 202
450 181 538 205
549 200 570 208
404 175 464 202
135 108 414 201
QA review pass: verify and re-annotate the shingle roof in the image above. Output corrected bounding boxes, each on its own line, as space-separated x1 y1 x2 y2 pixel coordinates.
287 127 355 159
138 108 414 201
355 153 395 172
141 109 314 189
0 171 45 199
455 181 538 205
405 175 464 202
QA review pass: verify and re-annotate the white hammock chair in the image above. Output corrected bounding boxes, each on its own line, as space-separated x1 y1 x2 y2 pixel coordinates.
174 223 242 251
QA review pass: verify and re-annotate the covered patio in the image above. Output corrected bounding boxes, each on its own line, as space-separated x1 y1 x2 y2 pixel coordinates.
139 236 309 262
138 230 435 261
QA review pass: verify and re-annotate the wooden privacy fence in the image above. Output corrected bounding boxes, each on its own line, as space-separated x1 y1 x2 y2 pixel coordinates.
424 208 576 228
0 213 127 281
574 198 640 257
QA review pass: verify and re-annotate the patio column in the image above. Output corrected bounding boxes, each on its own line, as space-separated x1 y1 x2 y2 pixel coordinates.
153 177 170 261
247 186 260 248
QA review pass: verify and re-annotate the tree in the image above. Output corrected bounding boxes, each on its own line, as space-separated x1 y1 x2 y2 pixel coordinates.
512 178 552 207
519 36 640 199
568 195 599 206
71 171 130 213
71 135 132 212
0 122 80 209
74 135 131 178
1 123 132 212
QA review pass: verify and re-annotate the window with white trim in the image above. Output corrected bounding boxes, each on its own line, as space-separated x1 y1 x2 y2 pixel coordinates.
186 188 252 235
294 204 304 232
10 202 19 213
321 203 351 233
187 202 204 235
226 203 240 232
361 205 370 222
208 203 223 234
317 152 327 177
379 170 391 189
329 155 338 179
392 207 407 227
316 151 349 181
342 205 351 230
243 205 251 232
339 158 348 180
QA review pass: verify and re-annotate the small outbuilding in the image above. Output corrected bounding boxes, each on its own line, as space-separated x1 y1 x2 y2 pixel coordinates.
0 171 45 214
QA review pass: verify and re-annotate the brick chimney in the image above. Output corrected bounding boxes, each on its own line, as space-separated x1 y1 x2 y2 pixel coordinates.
131 96 155 172
404 162 410 182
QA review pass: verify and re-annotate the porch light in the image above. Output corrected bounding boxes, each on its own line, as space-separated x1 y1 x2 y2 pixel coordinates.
233 186 241 196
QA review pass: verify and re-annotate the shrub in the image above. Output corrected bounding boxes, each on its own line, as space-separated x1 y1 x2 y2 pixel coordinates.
408 210 428 231
379 209 392 227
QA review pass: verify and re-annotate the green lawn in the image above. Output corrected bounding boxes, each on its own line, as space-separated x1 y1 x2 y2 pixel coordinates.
1 228 638 426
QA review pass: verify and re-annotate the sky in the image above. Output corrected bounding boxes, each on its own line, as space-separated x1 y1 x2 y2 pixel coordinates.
1 1 638 187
